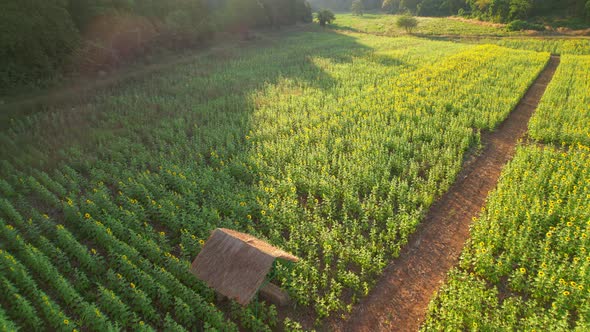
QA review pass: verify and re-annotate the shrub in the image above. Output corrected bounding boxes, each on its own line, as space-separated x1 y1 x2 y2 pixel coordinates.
316 9 335 27
506 20 545 31
396 14 418 33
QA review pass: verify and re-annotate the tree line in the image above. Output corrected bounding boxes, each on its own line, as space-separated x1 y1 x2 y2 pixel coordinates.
311 0 590 22
0 0 312 95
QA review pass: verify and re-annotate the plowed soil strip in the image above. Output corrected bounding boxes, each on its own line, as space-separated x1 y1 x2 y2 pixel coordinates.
331 55 560 332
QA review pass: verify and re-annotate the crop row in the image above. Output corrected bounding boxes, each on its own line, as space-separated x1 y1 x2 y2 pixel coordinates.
529 54 590 145
423 144 590 330
246 44 548 318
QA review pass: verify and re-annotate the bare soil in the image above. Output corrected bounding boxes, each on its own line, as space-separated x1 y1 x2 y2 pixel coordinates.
328 55 560 332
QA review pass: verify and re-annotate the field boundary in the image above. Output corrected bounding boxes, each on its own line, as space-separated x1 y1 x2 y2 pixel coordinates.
329 55 560 332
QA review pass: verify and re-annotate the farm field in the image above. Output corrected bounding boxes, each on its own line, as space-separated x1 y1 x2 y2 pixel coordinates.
332 13 514 36
332 13 590 55
423 144 590 330
423 50 590 330
479 38 590 55
0 26 553 330
529 54 590 145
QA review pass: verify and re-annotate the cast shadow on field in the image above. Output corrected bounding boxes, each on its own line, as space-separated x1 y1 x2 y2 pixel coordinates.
329 24 366 35
370 53 411 67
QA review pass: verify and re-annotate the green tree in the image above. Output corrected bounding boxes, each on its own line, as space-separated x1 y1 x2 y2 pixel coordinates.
509 0 532 19
352 0 365 15
417 0 443 15
164 0 211 41
225 0 267 38
67 0 102 30
296 0 314 22
382 0 401 13
396 14 418 32
316 9 335 26
400 0 419 13
1 0 79 93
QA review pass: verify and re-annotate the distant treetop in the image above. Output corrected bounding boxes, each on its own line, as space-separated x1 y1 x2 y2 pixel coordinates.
316 9 336 27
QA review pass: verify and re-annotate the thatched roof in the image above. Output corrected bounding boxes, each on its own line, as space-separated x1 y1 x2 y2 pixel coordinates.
190 228 298 305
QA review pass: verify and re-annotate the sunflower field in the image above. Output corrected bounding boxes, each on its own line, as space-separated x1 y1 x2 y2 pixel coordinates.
423 46 590 330
423 144 590 330
0 29 550 330
529 54 590 146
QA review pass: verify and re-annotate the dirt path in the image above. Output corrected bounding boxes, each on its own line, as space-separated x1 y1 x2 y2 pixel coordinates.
330 55 560 332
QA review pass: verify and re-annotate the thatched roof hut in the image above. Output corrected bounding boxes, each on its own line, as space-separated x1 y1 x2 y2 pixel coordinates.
190 228 298 305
